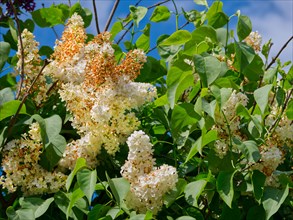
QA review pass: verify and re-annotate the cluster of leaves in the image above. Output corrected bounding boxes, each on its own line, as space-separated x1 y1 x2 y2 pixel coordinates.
0 0 292 219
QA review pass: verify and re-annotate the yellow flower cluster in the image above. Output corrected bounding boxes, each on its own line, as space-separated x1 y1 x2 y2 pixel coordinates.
121 131 178 215
0 123 67 196
44 14 157 169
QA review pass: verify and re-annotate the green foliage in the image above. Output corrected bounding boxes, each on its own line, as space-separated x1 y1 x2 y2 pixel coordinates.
0 1 292 219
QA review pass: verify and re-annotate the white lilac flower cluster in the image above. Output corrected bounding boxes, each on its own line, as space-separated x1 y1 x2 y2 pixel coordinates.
121 131 178 215
43 14 157 169
16 29 50 105
244 31 262 52
0 123 67 196
213 90 248 158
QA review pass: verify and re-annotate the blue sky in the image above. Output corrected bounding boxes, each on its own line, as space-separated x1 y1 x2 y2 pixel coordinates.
1 0 293 66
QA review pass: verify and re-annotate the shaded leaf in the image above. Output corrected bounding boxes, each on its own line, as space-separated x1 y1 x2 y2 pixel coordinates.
237 14 252 41
0 41 10 71
185 179 207 207
77 169 97 205
216 170 236 208
66 158 87 191
254 84 272 115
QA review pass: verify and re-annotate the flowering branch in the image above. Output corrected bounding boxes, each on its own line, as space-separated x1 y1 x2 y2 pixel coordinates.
5 59 50 143
104 0 120 32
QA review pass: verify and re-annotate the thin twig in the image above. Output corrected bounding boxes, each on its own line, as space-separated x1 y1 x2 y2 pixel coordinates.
268 89 292 133
117 0 171 44
265 36 293 71
10 0 25 99
6 60 50 142
251 36 293 114
92 0 100 34
104 0 120 32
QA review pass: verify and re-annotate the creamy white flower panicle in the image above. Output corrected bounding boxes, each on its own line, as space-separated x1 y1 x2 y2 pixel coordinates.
16 29 49 105
244 31 262 52
252 146 284 177
51 14 157 169
0 123 66 196
213 90 248 158
121 131 178 215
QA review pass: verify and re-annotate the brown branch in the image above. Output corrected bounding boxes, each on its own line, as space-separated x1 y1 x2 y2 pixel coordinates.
268 89 293 133
5 60 50 143
251 36 293 115
104 0 120 32
265 36 293 71
92 0 101 34
10 0 25 100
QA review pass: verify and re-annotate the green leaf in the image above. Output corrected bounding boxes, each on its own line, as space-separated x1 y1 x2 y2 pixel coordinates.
66 158 87 191
39 46 54 58
262 185 289 220
110 21 123 41
185 179 207 207
194 0 208 7
0 88 14 105
171 103 201 141
206 1 223 19
0 41 10 71
176 217 196 220
254 84 272 115
208 12 229 28
0 74 16 89
19 197 54 218
186 129 217 162
233 138 260 163
150 6 171 22
0 100 27 121
160 30 192 46
8 18 17 42
66 188 85 220
77 169 97 205
193 55 227 87
243 55 264 81
88 204 111 220
251 170 266 203
263 67 277 84
286 99 293 120
136 56 166 83
32 5 67 27
6 207 35 220
217 170 236 208
164 179 187 208
157 34 181 62
136 23 151 52
237 14 252 41
106 174 130 208
129 5 148 27
30 115 66 171
234 41 255 72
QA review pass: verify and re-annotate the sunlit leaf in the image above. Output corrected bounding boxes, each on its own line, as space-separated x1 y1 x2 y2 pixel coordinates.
129 5 148 27
150 6 171 22
160 30 192 46
254 84 272 115
0 100 27 121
